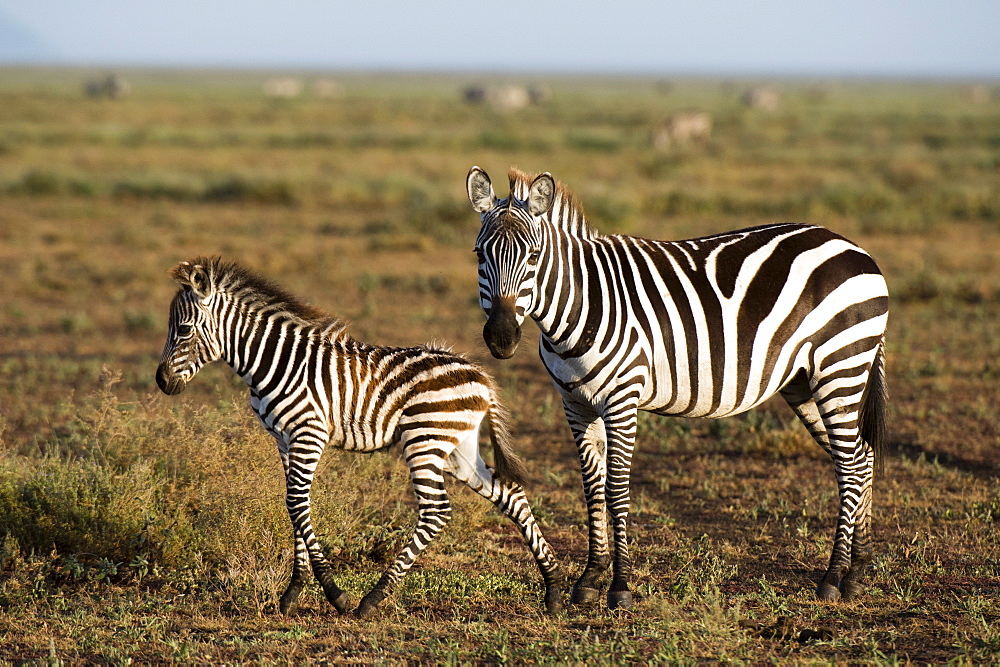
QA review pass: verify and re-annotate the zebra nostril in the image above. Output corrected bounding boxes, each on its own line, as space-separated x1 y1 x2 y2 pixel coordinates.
156 363 186 395
155 363 169 390
483 300 521 359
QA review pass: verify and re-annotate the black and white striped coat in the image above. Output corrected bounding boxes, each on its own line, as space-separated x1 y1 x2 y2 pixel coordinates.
156 257 561 617
467 167 888 610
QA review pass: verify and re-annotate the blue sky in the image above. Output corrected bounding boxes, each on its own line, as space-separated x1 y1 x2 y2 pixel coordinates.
1 0 998 77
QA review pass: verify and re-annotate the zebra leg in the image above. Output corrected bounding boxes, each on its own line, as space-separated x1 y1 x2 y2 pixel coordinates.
782 379 841 600
563 399 611 605
275 446 312 615
838 444 875 600
284 440 350 614
780 374 832 453
812 394 874 602
603 397 640 610
355 448 453 618
278 532 310 614
784 369 877 601
445 431 563 614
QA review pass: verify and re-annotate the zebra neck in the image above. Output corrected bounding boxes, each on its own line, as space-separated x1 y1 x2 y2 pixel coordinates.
530 232 604 354
223 307 313 388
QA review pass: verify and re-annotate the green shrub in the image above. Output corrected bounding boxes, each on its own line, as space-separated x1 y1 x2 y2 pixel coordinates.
112 177 200 201
203 175 298 205
0 457 166 562
0 373 416 604
12 169 62 195
564 129 625 152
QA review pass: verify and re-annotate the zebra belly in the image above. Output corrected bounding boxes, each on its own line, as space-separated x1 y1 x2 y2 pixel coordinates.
640 336 808 419
642 392 771 419
540 332 781 419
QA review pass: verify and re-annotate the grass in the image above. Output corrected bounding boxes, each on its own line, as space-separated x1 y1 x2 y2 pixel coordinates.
0 66 998 662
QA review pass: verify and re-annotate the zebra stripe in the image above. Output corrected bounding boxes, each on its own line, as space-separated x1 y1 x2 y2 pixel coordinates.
467 166 888 609
156 257 562 617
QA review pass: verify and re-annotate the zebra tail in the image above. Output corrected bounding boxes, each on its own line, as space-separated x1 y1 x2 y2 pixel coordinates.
486 396 529 487
858 337 888 477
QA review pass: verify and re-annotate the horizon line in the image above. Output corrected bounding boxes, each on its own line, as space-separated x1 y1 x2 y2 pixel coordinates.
2 60 999 82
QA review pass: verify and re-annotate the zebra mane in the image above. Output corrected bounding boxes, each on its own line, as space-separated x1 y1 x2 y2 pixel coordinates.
173 257 349 336
506 168 598 239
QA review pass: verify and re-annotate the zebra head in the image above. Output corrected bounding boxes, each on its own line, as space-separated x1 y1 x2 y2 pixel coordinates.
156 261 224 395
467 166 555 359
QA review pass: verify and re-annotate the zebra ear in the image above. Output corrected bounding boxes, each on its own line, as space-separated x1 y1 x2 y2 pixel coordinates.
467 166 497 213
172 261 213 300
188 266 212 299
528 173 555 216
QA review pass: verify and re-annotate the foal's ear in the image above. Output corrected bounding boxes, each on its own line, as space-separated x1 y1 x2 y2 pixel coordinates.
528 173 556 216
467 166 497 213
171 261 213 300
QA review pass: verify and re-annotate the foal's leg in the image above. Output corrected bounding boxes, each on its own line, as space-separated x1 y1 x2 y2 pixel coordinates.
355 441 454 617
445 429 563 614
276 446 313 615
284 437 350 613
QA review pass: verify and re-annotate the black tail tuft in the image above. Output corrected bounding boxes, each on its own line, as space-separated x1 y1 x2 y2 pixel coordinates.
858 338 888 477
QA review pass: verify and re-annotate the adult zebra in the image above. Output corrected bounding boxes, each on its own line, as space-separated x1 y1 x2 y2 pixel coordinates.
155 257 562 617
466 167 888 610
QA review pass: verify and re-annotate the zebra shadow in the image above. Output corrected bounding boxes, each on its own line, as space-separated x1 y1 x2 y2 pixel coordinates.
887 431 998 482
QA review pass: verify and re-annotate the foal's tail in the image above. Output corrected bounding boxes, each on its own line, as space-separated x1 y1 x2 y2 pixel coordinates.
486 389 529 486
858 337 888 477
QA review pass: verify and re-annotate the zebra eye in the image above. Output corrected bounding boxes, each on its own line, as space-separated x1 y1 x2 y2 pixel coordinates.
176 323 194 337
474 248 485 263
526 249 541 266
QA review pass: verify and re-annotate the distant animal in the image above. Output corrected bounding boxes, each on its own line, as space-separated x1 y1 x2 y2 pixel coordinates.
490 85 530 111
311 78 343 98
527 84 551 105
84 74 130 99
463 84 487 104
651 110 712 150
155 257 562 617
466 167 889 610
741 86 782 111
263 78 303 99
965 85 989 104
463 84 532 111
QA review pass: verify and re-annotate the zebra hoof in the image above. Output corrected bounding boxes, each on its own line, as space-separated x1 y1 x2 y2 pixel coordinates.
354 600 379 618
278 582 303 615
324 589 351 614
570 585 601 605
544 587 563 615
608 590 633 611
355 589 386 618
840 579 864 600
816 582 841 602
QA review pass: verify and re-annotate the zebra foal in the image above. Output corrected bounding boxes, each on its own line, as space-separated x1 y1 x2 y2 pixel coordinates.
155 257 562 617
467 167 889 610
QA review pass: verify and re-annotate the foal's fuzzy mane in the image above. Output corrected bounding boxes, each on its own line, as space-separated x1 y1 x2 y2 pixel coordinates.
173 257 349 335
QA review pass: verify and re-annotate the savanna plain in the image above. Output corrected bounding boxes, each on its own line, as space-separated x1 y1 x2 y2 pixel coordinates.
0 68 998 663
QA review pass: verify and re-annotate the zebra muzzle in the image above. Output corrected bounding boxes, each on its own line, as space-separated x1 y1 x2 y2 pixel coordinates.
156 362 188 395
483 299 521 359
